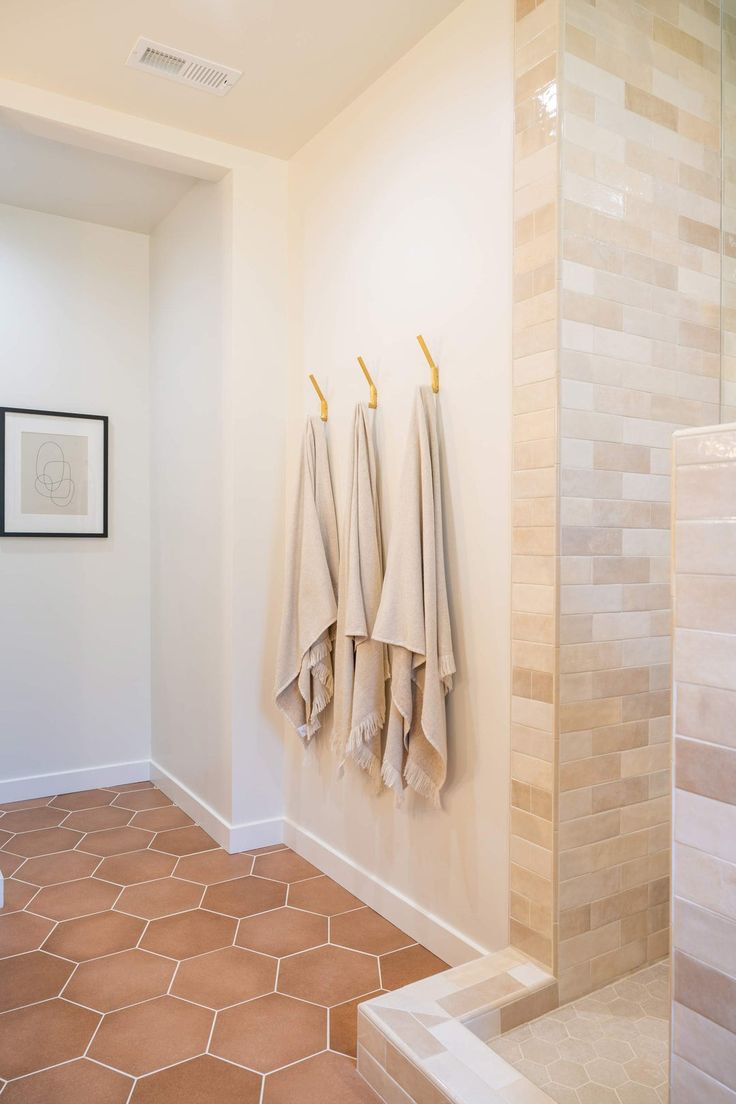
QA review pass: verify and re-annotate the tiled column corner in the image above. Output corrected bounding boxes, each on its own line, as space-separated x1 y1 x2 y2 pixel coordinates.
510 0 561 975
670 424 736 1102
554 0 721 1002
512 0 723 1001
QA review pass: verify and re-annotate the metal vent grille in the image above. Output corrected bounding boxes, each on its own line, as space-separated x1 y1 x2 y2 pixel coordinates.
126 37 242 96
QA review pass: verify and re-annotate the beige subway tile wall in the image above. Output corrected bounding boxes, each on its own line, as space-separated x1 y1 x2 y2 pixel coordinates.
512 0 723 998
511 0 561 973
671 424 736 1101
723 3 736 420
557 0 721 1003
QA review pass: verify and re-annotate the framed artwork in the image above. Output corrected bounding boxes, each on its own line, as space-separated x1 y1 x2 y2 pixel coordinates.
0 407 108 537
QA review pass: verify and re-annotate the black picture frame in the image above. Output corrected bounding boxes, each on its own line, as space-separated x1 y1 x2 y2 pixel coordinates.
0 407 109 538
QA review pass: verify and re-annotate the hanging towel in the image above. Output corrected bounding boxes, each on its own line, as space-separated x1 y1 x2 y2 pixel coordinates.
332 404 389 776
275 417 339 741
373 386 455 805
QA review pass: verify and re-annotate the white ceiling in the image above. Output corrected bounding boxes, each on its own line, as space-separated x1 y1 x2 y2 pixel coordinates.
0 0 465 157
0 120 196 232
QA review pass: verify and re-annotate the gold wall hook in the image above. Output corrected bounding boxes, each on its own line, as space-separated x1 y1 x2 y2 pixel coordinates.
416 334 439 394
357 356 378 409
308 374 328 421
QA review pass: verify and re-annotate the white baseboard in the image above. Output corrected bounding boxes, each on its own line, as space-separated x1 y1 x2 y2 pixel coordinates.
0 760 150 805
150 760 283 854
284 818 490 968
0 756 493 967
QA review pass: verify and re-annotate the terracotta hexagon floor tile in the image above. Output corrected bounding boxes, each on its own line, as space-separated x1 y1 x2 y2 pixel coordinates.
131 1055 261 1104
263 1050 380 1104
253 849 322 883
4 826 83 858
330 990 384 1057
0 878 37 912
50 789 116 811
287 875 363 916
88 995 213 1076
0 807 67 833
0 951 75 1013
172 944 276 1008
77 826 154 857
106 781 154 792
331 907 415 955
380 944 448 990
175 849 253 884
0 827 12 847
113 788 172 812
278 944 380 1007
151 825 218 857
141 908 236 959
246 843 288 856
28 877 120 921
0 913 54 956
64 806 133 832
203 875 286 918
131 806 193 832
0 852 24 878
236 905 328 956
16 850 99 886
0 999 100 1080
96 849 176 885
115 876 203 919
43 910 145 961
63 948 176 1012
0 798 51 812
0 1058 133 1104
211 991 326 1071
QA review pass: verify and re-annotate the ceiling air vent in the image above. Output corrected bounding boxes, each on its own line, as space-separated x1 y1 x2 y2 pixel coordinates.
126 37 242 96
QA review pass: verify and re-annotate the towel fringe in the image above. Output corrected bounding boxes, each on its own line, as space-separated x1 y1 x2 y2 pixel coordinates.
381 760 404 798
404 760 442 808
309 638 333 666
350 741 381 779
347 710 384 753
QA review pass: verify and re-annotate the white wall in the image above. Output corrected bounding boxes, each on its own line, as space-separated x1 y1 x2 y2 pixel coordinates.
149 179 231 820
286 0 513 956
0 202 151 789
150 162 289 839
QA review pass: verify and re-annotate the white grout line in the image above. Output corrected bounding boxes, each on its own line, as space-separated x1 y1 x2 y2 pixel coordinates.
1 789 426 1098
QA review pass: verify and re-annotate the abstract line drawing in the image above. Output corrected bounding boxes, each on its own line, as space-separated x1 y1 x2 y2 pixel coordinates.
34 441 75 508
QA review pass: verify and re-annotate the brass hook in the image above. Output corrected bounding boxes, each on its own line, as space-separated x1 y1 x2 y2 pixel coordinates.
357 356 378 409
308 374 328 421
416 334 439 394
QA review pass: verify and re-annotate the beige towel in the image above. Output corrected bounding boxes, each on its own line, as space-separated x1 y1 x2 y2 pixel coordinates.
332 404 389 775
373 387 455 805
275 417 339 741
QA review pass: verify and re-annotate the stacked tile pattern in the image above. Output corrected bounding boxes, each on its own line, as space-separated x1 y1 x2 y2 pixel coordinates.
512 0 723 998
556 0 721 1003
511 0 562 974
670 424 736 1101
724 1 736 421
0 783 448 1104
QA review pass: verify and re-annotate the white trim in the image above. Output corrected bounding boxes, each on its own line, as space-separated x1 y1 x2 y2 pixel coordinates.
150 759 284 853
0 760 150 804
284 818 491 968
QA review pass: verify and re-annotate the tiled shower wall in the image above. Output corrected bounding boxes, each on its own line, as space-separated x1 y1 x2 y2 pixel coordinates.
671 425 736 1100
724 1 736 420
511 0 561 973
512 0 722 998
